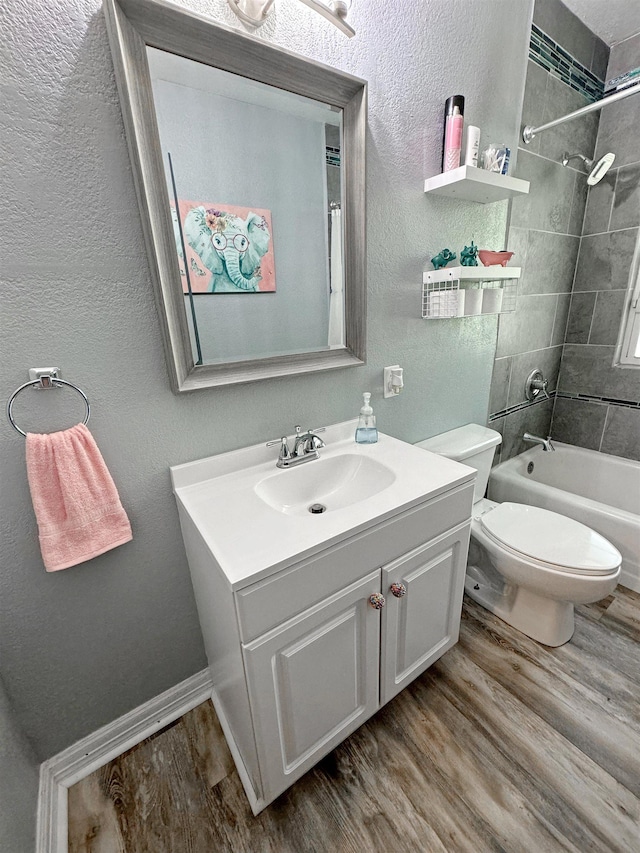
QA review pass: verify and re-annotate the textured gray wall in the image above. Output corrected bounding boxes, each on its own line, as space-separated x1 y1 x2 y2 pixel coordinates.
1 0 532 760
0 676 39 853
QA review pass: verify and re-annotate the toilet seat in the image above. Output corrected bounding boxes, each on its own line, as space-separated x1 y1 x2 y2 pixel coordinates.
480 502 621 576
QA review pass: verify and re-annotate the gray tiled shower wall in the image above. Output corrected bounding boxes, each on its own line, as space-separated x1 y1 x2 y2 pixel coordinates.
488 50 599 463
555 32 640 461
533 0 609 81
490 12 640 465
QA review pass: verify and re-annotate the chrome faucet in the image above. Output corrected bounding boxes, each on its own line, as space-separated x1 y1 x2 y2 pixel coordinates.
293 425 326 457
523 432 555 452
267 426 326 468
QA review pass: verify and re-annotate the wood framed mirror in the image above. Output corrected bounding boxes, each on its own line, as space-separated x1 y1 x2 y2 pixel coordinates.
103 0 366 391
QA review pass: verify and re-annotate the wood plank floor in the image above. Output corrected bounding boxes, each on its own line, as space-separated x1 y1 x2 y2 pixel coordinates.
68 586 640 852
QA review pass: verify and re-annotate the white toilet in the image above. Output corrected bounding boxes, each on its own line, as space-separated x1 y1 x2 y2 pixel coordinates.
416 424 621 646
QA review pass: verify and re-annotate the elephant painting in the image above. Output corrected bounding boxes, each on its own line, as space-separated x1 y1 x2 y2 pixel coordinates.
180 203 273 294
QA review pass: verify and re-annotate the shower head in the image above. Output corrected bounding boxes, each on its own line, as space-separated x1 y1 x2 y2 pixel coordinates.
561 151 616 185
588 152 616 185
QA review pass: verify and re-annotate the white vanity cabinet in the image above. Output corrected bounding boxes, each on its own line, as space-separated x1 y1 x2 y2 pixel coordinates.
176 480 472 812
171 423 475 814
242 521 470 804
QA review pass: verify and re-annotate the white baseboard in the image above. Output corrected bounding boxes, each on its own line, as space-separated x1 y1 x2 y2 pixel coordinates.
621 570 640 593
36 668 212 853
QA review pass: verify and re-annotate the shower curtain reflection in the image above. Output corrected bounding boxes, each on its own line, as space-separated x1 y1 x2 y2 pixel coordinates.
328 204 344 348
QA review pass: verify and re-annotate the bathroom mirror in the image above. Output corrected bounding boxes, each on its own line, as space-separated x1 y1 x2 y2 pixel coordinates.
103 0 366 391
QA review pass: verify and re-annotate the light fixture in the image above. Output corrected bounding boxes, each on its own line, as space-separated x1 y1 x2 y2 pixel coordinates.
227 0 355 37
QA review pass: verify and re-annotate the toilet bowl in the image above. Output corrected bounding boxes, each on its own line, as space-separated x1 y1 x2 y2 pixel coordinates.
416 425 621 646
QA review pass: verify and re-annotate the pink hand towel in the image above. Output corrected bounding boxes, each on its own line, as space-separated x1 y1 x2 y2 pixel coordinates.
26 423 132 572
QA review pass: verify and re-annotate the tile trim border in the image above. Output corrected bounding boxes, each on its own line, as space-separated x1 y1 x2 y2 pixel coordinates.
530 23 604 103
489 389 640 423
489 391 556 422
555 391 640 409
36 668 213 853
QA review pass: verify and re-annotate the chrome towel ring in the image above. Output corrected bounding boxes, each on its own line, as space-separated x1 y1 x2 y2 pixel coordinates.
7 371 90 437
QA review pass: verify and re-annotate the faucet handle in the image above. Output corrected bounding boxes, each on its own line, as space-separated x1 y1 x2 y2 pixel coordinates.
266 436 285 447
266 436 291 460
533 377 549 399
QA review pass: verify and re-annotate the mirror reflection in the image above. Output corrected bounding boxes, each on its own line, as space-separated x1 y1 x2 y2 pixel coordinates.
147 47 344 365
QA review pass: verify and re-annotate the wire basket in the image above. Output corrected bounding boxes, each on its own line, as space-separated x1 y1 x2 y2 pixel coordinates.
422 279 517 319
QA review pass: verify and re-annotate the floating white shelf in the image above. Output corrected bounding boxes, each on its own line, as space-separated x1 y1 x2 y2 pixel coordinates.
424 166 530 204
423 266 521 284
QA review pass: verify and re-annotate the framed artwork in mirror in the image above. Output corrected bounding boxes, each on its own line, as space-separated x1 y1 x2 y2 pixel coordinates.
103 0 366 391
174 201 275 294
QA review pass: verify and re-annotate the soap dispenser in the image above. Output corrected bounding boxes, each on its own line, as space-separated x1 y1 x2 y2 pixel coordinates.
355 392 378 444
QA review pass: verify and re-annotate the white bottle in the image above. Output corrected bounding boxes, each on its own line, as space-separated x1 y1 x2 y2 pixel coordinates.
465 126 481 167
355 392 378 444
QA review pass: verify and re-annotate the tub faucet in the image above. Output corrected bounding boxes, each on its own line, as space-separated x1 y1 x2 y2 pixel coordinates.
523 432 555 452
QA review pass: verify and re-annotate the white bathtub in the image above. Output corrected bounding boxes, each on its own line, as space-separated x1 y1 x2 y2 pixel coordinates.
488 443 640 592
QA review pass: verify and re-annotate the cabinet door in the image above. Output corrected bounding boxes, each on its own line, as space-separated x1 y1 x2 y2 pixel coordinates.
243 570 381 805
380 523 470 705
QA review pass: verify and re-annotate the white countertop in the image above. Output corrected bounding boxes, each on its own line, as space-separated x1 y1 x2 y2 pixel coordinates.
171 421 476 590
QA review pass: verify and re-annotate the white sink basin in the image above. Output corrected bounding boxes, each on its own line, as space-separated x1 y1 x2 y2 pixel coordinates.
170 421 475 588
255 453 396 515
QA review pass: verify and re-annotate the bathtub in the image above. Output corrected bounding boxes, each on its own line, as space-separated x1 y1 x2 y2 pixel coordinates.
488 442 640 593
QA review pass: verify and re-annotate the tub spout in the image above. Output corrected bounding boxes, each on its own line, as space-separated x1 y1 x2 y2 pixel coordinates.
523 432 555 452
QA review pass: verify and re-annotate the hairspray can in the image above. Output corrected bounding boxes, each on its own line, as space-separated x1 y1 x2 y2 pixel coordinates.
442 95 465 172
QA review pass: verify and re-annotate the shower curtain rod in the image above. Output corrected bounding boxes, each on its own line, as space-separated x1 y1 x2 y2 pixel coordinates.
522 81 640 143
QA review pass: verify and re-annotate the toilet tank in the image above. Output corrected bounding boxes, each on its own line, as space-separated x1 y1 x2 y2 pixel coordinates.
415 424 502 503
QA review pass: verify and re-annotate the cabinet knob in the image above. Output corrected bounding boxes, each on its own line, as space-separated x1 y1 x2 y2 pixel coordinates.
390 582 407 598
368 593 386 610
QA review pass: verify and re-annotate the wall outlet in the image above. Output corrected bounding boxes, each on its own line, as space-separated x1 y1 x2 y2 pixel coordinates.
383 365 404 398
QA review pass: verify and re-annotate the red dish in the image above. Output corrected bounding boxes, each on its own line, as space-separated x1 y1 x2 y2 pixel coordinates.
478 250 514 267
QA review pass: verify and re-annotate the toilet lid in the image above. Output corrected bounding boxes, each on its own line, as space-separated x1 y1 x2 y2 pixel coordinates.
481 503 621 574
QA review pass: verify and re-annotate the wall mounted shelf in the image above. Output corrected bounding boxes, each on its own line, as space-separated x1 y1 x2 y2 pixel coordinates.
423 266 521 285
422 267 521 319
424 166 530 204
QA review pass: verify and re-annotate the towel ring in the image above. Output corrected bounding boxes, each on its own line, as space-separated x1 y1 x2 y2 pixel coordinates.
7 377 91 438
